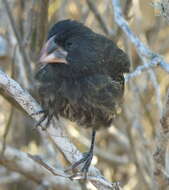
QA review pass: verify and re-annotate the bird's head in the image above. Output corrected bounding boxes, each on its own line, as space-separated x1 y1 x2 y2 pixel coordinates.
38 19 130 76
39 20 95 70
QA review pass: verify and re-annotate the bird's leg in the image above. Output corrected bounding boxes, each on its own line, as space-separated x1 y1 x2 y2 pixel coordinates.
65 129 96 179
33 111 48 130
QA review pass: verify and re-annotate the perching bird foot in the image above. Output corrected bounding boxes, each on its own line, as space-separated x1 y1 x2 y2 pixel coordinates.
31 110 46 116
65 151 93 180
31 110 53 130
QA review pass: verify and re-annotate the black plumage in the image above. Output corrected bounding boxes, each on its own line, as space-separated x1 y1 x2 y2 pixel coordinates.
35 19 130 176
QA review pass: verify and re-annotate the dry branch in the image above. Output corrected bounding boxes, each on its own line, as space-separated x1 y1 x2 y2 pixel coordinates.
0 143 81 189
2 0 32 78
112 0 169 74
111 0 169 189
153 89 169 189
85 0 110 35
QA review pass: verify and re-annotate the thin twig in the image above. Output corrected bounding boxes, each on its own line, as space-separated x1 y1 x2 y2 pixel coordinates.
112 0 169 73
28 154 70 178
125 59 160 81
0 143 82 189
153 89 169 188
1 106 14 155
2 0 32 81
114 0 133 42
28 153 122 187
36 0 49 55
85 0 110 35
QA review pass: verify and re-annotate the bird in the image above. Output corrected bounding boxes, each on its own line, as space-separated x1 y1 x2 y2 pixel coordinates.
35 19 130 178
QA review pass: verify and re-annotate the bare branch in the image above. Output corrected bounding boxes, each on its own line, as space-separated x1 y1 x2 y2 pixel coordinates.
0 143 82 189
1 106 14 154
2 0 32 80
112 0 169 73
27 153 70 178
85 0 111 35
125 59 160 81
34 0 49 55
153 89 169 188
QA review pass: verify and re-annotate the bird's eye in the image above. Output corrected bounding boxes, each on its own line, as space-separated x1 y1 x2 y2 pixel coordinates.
54 37 58 44
65 41 73 50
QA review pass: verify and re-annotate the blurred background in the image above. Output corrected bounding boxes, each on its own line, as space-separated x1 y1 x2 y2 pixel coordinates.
0 0 169 189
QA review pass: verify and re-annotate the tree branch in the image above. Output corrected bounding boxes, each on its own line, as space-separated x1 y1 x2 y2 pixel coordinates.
2 0 32 81
85 0 111 35
111 0 169 188
112 0 169 74
153 89 169 188
0 143 81 189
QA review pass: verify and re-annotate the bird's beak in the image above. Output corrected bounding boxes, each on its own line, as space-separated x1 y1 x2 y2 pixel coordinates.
39 36 68 64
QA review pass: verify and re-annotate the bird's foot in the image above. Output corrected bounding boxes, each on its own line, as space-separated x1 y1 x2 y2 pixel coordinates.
31 110 46 116
31 110 53 130
65 151 93 180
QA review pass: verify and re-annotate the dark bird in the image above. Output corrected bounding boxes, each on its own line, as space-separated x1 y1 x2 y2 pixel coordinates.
35 19 130 177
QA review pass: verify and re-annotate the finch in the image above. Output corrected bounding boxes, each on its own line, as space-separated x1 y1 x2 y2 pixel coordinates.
35 19 130 177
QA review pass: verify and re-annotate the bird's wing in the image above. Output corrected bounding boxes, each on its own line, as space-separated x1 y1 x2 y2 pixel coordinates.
82 74 123 113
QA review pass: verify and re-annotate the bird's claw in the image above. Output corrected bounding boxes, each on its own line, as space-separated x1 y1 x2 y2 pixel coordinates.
31 110 52 130
68 172 83 180
64 151 93 180
31 110 46 116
